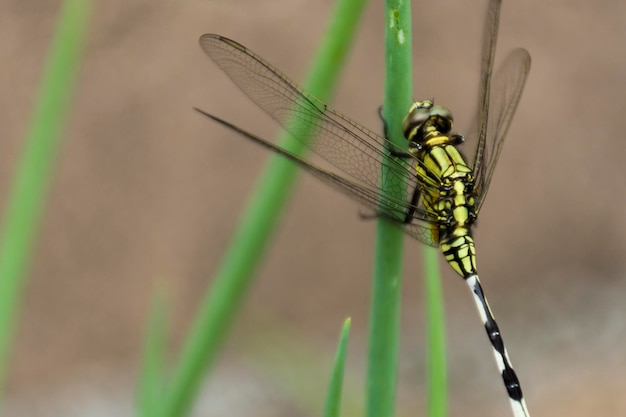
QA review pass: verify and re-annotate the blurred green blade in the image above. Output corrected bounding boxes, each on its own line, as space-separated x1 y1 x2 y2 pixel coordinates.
162 0 368 416
0 0 91 402
137 287 170 417
324 318 351 417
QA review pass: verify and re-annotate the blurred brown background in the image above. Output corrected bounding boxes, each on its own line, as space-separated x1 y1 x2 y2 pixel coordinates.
2 0 626 416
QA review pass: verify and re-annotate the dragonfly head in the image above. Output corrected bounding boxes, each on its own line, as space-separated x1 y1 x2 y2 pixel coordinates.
402 100 454 148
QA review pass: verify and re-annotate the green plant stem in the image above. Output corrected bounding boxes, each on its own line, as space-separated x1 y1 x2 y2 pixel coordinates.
424 246 446 417
0 0 91 403
162 1 368 416
366 2 412 417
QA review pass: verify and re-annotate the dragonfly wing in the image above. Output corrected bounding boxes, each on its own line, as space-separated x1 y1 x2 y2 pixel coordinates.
470 0 502 177
195 108 440 247
199 34 441 201
473 48 531 211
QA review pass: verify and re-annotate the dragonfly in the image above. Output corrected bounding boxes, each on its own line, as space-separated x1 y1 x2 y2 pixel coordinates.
195 0 531 415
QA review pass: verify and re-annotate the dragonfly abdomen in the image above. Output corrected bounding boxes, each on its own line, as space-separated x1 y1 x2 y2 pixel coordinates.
440 227 477 278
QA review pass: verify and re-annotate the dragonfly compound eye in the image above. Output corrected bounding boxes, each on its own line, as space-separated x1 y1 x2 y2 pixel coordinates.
429 105 454 134
402 101 454 143
402 101 432 141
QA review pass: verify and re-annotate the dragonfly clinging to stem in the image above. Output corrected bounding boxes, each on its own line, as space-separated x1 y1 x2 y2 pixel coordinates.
195 0 531 415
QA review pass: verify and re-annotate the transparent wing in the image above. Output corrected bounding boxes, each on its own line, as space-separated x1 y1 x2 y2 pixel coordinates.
199 34 442 246
195 108 440 246
199 34 443 197
473 48 530 211
471 0 502 178
469 0 531 212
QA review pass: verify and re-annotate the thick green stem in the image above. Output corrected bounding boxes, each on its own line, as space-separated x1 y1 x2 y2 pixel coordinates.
366 2 412 417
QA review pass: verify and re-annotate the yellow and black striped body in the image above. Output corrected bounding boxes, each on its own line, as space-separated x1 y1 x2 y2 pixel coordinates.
403 100 478 278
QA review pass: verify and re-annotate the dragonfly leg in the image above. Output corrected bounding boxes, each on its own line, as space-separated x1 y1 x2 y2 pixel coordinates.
450 134 465 145
378 106 389 139
378 106 413 158
401 185 421 224
357 183 421 227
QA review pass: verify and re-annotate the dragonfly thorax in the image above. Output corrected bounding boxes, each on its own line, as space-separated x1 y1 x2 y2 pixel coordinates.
402 100 455 149
435 180 479 277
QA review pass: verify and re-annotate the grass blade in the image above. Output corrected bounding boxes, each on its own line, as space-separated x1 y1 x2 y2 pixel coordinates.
137 287 170 417
162 1 369 415
0 0 91 402
324 318 352 417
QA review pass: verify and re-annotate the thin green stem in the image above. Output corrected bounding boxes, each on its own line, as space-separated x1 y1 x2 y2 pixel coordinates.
0 0 91 403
